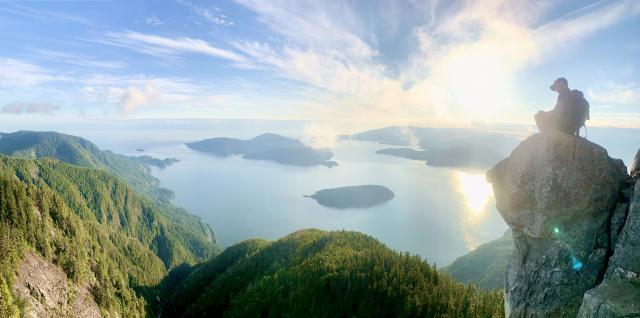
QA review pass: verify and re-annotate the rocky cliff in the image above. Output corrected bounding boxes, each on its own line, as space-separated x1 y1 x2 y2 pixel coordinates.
487 131 639 317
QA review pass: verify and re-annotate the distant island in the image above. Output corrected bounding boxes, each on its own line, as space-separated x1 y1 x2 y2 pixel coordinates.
377 145 506 169
133 155 180 169
136 148 145 152
186 133 338 167
305 185 394 209
376 148 430 161
345 126 521 169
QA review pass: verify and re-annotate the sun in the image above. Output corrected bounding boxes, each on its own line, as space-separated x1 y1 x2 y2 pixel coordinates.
440 46 513 120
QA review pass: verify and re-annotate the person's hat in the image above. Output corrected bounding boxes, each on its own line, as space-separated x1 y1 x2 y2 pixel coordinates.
550 78 568 91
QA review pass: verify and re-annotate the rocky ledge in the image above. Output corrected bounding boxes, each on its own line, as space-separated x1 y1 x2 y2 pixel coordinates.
487 131 639 318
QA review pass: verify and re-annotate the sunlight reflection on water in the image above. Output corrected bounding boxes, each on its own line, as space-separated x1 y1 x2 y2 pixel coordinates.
455 171 494 250
456 171 493 215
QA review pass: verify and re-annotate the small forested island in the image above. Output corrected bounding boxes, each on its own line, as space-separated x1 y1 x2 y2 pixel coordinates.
186 133 337 167
133 155 180 169
305 185 395 209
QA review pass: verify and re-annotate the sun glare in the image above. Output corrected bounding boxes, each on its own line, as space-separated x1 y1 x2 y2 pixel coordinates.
455 171 493 215
441 47 512 119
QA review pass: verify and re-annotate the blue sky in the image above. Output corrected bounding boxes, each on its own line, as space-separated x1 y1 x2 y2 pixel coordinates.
0 0 639 128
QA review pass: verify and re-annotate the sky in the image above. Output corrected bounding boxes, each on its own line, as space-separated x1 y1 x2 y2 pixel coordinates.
0 0 639 129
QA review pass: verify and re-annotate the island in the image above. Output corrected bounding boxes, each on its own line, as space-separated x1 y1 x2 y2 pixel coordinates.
305 185 394 209
348 126 521 169
376 148 430 161
186 133 338 167
133 155 180 169
376 145 505 169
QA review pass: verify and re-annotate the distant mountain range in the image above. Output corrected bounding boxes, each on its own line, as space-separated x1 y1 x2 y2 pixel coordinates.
186 133 338 167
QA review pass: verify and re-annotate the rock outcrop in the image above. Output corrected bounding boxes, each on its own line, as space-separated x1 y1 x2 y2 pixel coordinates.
13 252 101 318
487 131 638 317
632 148 640 178
577 174 640 318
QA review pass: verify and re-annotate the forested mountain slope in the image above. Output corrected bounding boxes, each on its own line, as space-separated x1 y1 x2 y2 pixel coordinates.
443 230 513 290
0 155 217 317
0 131 173 202
159 229 504 318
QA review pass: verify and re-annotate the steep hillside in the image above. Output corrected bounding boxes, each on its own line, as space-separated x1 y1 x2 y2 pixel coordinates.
0 155 217 317
0 131 173 202
443 230 513 290
160 229 504 318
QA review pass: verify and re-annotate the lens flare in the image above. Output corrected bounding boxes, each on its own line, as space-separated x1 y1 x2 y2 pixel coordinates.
572 256 584 271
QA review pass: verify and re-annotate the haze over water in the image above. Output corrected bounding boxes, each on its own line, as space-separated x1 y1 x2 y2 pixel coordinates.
149 140 505 266
6 119 637 266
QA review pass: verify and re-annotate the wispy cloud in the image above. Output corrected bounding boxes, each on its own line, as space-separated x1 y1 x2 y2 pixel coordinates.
78 73 244 116
535 0 640 53
179 0 235 26
0 58 67 86
34 50 126 69
589 83 640 106
94 31 248 63
0 4 94 26
233 0 640 125
1 101 60 115
145 14 166 26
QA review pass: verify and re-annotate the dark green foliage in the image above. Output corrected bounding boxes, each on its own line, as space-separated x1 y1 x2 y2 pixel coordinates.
0 131 173 202
443 230 513 290
307 185 395 209
0 155 217 268
133 155 179 169
163 229 505 318
0 155 218 316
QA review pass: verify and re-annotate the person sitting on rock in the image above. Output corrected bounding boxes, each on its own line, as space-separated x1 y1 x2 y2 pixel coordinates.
535 77 590 136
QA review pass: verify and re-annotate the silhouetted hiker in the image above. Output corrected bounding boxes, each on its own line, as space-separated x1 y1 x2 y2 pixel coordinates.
535 78 590 136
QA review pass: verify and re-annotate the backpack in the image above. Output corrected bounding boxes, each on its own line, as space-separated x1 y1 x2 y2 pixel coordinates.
572 89 590 125
558 89 590 134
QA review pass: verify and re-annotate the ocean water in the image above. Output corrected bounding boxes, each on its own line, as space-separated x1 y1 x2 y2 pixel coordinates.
146 137 506 266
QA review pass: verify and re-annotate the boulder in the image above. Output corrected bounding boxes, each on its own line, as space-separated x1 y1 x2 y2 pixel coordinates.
577 279 640 318
487 131 632 317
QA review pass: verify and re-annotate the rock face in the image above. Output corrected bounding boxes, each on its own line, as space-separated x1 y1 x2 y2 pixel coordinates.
13 252 101 318
577 175 640 318
631 149 640 178
487 131 636 317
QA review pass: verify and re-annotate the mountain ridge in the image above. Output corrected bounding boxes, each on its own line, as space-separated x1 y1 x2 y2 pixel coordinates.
0 130 175 202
